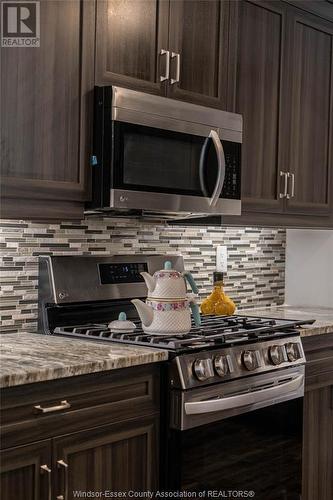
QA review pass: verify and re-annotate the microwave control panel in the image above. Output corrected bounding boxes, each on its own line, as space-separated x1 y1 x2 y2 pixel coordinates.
221 141 241 199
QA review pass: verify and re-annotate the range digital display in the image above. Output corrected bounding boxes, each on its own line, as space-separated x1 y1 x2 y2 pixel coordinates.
98 262 148 285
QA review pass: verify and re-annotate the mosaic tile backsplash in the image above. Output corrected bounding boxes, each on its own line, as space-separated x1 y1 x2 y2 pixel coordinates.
0 219 286 333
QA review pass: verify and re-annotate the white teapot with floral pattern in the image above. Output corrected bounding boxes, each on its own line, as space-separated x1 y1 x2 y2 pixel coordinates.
131 261 201 335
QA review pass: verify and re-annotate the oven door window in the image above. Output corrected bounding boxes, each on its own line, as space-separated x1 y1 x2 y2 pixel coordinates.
113 122 240 199
166 399 302 499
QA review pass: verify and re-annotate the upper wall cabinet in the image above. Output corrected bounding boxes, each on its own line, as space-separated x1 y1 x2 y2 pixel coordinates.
96 0 232 109
167 0 230 108
234 0 333 220
0 0 95 220
234 0 288 213
285 8 333 216
95 0 169 95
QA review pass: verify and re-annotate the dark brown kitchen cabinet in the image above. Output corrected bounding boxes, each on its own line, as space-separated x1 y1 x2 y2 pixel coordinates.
285 8 333 216
233 0 288 213
302 333 333 500
96 0 232 109
95 0 169 95
167 0 231 109
0 365 160 499
302 386 333 500
233 0 333 220
0 440 52 500
0 0 95 220
53 416 158 499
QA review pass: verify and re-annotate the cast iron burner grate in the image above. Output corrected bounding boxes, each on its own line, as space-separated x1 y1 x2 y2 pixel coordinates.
53 315 310 353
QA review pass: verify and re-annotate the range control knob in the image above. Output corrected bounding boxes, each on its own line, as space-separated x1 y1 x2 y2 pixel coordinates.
193 358 214 381
242 350 261 371
269 345 285 365
285 342 301 362
214 355 229 377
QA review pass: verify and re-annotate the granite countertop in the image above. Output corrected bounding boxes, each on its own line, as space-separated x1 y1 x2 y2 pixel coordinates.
0 332 168 389
241 305 333 337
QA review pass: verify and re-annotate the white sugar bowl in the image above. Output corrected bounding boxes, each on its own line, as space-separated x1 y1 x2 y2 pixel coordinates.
108 312 136 333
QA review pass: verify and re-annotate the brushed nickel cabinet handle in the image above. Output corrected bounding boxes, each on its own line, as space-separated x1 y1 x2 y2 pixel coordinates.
288 172 295 198
286 172 294 199
159 49 170 82
171 52 180 84
279 171 288 198
34 400 71 414
40 464 52 500
57 460 69 500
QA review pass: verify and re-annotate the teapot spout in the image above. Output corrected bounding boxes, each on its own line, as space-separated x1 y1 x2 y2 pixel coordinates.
131 299 154 327
140 272 156 294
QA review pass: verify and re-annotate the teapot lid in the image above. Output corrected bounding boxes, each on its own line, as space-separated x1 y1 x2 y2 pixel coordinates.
154 260 182 278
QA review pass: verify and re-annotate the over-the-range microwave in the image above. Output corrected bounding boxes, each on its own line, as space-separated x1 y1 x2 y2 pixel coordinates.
87 86 242 220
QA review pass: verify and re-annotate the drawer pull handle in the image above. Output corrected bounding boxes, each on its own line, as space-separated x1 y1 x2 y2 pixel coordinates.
40 464 52 500
34 400 71 414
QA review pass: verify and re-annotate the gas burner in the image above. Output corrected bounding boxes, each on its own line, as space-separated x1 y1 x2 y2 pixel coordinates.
53 314 310 354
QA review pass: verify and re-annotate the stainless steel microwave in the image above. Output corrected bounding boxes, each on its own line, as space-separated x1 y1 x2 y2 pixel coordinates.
87 86 242 219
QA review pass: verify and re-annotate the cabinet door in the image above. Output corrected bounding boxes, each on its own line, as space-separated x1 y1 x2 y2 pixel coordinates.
234 0 288 212
167 0 230 108
53 416 159 499
0 0 95 220
302 386 333 500
0 440 52 500
95 0 169 95
285 10 333 216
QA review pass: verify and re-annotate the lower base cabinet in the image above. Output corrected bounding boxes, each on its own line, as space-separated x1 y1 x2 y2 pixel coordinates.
0 365 160 500
1 416 158 500
302 386 333 500
54 416 158 499
0 440 52 500
302 334 333 500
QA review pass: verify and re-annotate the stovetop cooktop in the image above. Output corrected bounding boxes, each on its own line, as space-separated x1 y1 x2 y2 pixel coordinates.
53 315 312 354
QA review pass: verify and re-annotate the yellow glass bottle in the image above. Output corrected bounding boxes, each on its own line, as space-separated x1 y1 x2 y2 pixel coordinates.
201 272 236 316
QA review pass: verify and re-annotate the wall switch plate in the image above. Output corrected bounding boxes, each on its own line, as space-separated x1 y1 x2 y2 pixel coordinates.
216 245 228 273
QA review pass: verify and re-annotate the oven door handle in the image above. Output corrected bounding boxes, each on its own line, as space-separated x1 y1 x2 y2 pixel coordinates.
184 374 304 415
199 130 226 207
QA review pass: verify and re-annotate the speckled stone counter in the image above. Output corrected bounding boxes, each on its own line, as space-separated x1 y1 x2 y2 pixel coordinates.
241 305 333 337
0 332 168 388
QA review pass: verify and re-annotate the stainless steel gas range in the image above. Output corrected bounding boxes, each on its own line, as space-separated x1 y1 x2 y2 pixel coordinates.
38 255 313 499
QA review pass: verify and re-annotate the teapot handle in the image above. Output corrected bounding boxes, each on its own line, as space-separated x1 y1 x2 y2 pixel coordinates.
183 272 199 294
189 301 201 327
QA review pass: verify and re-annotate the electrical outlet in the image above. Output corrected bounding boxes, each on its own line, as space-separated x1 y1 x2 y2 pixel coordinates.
216 245 228 273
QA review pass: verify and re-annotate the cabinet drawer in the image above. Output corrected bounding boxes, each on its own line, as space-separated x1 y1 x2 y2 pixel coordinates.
1 365 160 449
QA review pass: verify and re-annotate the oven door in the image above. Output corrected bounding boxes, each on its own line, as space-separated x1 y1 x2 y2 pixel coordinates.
109 110 241 216
163 367 304 499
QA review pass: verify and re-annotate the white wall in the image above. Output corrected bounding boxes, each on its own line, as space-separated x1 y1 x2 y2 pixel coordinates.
285 229 333 307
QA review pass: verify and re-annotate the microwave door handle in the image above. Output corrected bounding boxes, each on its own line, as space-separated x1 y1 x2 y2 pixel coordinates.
209 130 225 207
199 136 210 197
184 374 304 415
